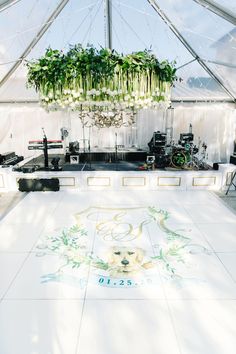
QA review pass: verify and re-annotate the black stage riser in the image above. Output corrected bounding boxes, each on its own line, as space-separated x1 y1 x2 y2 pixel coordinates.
67 151 147 163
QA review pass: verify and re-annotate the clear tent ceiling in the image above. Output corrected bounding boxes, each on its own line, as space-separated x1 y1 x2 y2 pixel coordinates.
0 0 235 102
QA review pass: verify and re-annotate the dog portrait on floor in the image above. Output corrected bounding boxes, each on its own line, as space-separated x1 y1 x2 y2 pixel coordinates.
105 246 154 278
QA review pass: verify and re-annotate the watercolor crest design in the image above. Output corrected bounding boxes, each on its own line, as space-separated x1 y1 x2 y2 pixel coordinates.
36 206 211 288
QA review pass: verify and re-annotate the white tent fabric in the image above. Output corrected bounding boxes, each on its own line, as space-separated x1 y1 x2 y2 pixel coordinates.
0 0 235 163
0 0 235 101
0 103 235 162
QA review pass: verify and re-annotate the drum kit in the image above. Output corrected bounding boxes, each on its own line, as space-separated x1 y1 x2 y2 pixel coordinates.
148 126 208 170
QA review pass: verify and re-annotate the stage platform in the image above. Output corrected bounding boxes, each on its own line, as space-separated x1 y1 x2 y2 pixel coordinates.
12 153 143 172
0 157 236 192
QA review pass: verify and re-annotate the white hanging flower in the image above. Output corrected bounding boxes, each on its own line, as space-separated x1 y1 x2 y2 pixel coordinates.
90 89 96 95
159 63 166 69
101 87 107 93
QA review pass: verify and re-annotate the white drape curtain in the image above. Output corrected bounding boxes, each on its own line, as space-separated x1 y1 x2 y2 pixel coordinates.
0 103 235 162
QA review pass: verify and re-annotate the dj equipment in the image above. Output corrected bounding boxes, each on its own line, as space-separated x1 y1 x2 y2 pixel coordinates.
0 151 15 164
18 178 60 192
0 151 23 166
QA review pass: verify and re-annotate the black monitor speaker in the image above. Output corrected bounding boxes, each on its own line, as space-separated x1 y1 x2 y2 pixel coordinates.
18 178 60 192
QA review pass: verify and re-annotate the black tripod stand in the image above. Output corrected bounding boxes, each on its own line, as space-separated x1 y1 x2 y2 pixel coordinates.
226 169 236 195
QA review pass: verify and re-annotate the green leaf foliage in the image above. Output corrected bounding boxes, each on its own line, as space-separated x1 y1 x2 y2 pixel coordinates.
26 45 177 111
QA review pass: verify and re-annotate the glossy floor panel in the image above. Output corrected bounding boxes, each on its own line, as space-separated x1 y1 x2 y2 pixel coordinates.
77 300 181 354
0 190 235 354
168 299 236 354
0 299 84 354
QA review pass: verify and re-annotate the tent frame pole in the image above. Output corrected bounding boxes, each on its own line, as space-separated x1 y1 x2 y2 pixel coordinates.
0 0 70 88
104 0 112 49
147 0 236 102
193 0 236 26
0 0 21 13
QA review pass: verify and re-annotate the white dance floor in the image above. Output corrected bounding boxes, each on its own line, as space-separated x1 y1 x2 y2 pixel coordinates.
0 190 236 354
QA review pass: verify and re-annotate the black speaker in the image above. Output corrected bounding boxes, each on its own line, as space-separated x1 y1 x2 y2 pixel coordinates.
213 163 219 170
230 155 236 165
22 166 36 173
18 178 60 192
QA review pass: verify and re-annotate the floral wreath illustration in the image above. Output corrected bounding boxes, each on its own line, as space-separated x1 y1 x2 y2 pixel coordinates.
36 206 211 288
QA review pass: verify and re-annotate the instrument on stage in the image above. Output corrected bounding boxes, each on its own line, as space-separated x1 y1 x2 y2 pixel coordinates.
148 125 206 169
28 140 63 150
170 148 188 168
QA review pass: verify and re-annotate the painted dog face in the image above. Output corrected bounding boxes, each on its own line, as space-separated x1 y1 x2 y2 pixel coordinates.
107 246 145 277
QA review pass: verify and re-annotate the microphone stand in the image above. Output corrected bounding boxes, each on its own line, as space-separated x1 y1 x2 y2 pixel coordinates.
115 132 118 171
88 126 92 170
42 128 49 170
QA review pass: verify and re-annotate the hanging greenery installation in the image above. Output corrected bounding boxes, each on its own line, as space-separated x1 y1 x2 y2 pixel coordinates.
26 45 177 114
